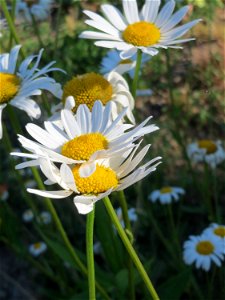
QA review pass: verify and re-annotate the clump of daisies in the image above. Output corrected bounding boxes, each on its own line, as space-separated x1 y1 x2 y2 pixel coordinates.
80 0 201 58
187 140 225 168
0 45 63 139
12 100 161 214
148 186 185 204
183 224 225 271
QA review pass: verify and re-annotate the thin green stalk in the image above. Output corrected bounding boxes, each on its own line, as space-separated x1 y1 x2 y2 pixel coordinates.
8 0 17 49
29 9 45 49
167 205 181 260
86 207 96 300
165 50 175 107
131 49 142 98
212 169 221 223
103 196 159 300
203 163 214 221
53 0 63 59
118 190 135 300
2 0 26 58
30 168 110 300
7 106 23 135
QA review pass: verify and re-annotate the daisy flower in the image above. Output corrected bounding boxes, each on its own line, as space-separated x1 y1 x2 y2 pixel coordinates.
22 209 34 222
29 241 47 257
0 184 9 202
16 0 53 22
116 207 138 227
62 71 135 124
12 100 159 177
187 140 225 168
0 19 7 39
203 224 225 254
0 45 63 139
79 0 201 58
100 49 150 78
183 233 224 271
148 186 185 204
25 142 161 214
38 211 52 224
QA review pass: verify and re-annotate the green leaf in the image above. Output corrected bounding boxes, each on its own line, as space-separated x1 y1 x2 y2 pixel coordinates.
158 268 191 300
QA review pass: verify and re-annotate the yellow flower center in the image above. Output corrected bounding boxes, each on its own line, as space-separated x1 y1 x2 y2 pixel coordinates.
33 242 42 250
72 164 118 194
196 241 214 255
0 73 20 104
62 72 113 111
214 227 225 238
123 21 161 47
118 59 133 65
198 140 217 154
61 133 108 161
160 187 172 194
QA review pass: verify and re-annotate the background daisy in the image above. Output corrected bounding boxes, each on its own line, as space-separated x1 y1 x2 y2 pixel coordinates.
148 186 185 204
0 45 63 139
16 0 53 22
29 242 47 257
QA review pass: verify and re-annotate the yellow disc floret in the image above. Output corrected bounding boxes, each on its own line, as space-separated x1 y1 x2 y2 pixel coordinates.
214 227 225 238
61 133 108 161
72 164 118 194
160 187 172 194
62 72 113 111
0 73 20 104
123 21 161 47
196 241 214 255
33 242 42 250
198 140 217 154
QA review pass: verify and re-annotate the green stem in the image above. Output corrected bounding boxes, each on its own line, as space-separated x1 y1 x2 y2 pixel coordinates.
2 0 26 58
29 9 45 48
53 0 63 59
165 50 175 107
131 49 142 98
86 207 96 300
167 205 181 260
118 190 135 300
7 106 23 135
31 168 109 300
103 196 159 300
8 0 17 49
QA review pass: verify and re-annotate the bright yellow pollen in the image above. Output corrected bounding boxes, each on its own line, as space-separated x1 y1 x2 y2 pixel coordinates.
61 133 108 161
196 241 214 255
62 73 113 111
123 21 161 47
33 242 42 249
72 164 118 194
198 140 217 154
0 73 20 104
214 227 225 238
119 59 133 65
160 187 172 194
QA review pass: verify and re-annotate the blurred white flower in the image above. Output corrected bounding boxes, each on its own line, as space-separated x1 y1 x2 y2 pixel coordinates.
183 233 224 271
22 209 34 222
148 186 185 204
187 140 225 168
16 0 53 22
0 18 7 39
38 211 52 224
136 89 153 97
116 207 138 228
93 241 102 255
100 49 150 78
25 180 37 189
0 45 63 139
203 224 225 254
29 242 47 257
0 184 9 202
80 0 201 58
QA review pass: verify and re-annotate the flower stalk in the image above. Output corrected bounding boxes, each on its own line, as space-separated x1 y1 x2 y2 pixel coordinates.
86 207 96 300
132 49 142 98
103 196 159 300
